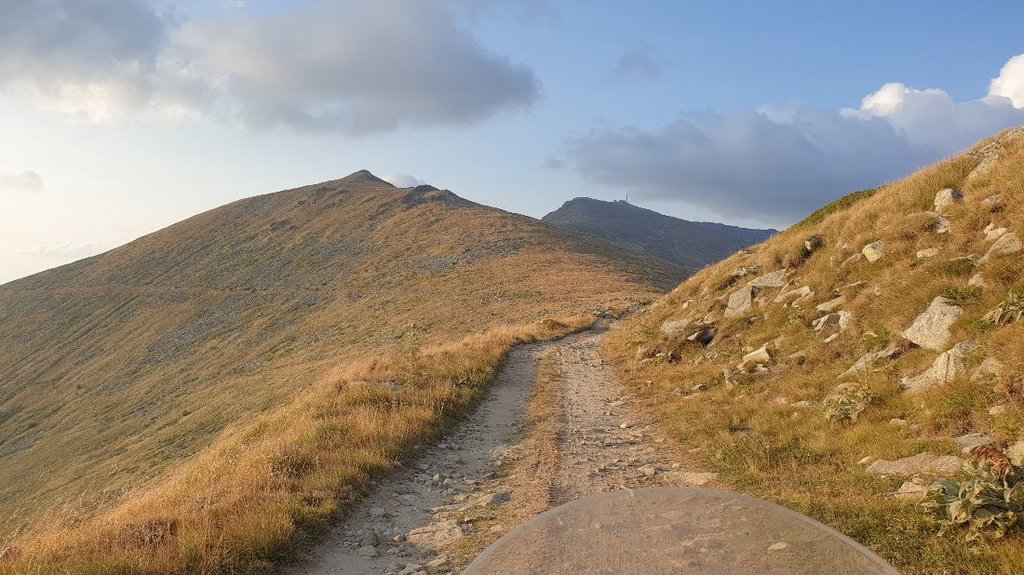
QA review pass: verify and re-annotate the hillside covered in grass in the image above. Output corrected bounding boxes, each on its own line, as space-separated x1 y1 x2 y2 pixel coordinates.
607 125 1024 574
0 171 683 573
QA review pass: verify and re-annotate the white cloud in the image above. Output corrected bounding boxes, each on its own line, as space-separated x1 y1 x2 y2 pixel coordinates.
990 54 1024 108
382 173 427 188
19 242 110 259
565 54 1024 228
0 0 538 133
840 82 1024 148
0 171 43 193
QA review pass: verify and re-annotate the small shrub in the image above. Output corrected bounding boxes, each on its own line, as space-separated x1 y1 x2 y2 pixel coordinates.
941 286 983 307
920 460 1024 542
982 289 1024 326
823 385 873 424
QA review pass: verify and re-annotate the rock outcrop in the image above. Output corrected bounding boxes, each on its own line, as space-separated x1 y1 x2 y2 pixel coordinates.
749 269 787 288
865 452 963 477
902 296 963 351
862 241 884 263
902 341 979 393
934 188 963 213
725 285 756 318
980 232 1022 261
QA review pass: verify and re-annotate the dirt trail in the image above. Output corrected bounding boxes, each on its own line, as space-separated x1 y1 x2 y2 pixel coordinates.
549 333 715 504
288 328 714 575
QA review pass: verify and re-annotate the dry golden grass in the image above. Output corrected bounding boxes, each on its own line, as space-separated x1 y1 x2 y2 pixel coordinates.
0 172 682 572
606 126 1024 573
2 317 592 574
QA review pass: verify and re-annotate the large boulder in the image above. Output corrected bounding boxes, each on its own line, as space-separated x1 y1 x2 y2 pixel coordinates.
902 341 979 393
725 285 756 318
749 269 787 288
934 188 964 213
865 452 963 477
901 296 963 351
980 232 1022 262
862 241 884 263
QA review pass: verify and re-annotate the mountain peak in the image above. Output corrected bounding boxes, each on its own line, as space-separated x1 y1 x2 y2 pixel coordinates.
339 169 393 186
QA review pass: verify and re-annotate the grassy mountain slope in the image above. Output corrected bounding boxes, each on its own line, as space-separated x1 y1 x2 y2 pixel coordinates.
542 196 775 271
607 126 1024 573
0 171 684 572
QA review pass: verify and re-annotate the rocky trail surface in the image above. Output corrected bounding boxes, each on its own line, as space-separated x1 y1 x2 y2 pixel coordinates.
288 327 715 575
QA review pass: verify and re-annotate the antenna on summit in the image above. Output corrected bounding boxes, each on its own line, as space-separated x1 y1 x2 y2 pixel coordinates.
624 192 629 204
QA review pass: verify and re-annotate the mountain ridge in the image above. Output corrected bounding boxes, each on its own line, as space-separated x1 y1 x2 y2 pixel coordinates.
0 171 685 545
542 196 776 271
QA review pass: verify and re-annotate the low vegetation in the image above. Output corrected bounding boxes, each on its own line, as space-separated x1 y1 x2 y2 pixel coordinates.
606 126 1024 573
921 460 1024 542
2 317 592 574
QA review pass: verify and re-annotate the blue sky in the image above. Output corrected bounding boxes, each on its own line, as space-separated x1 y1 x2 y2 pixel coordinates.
2 0 1024 283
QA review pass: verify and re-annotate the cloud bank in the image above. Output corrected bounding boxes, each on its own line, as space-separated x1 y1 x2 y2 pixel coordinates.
0 171 43 193
0 0 538 133
565 55 1024 227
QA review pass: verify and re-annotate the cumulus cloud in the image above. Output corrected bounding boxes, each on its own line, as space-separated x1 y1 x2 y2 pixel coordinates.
0 0 538 132
990 54 1024 107
382 173 427 188
0 171 43 193
564 54 1024 227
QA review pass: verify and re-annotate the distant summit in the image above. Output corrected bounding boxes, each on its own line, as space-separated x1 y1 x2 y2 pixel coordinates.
542 197 776 271
337 169 394 186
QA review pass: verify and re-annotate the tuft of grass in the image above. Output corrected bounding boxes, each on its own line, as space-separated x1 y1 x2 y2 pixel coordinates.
941 286 983 307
